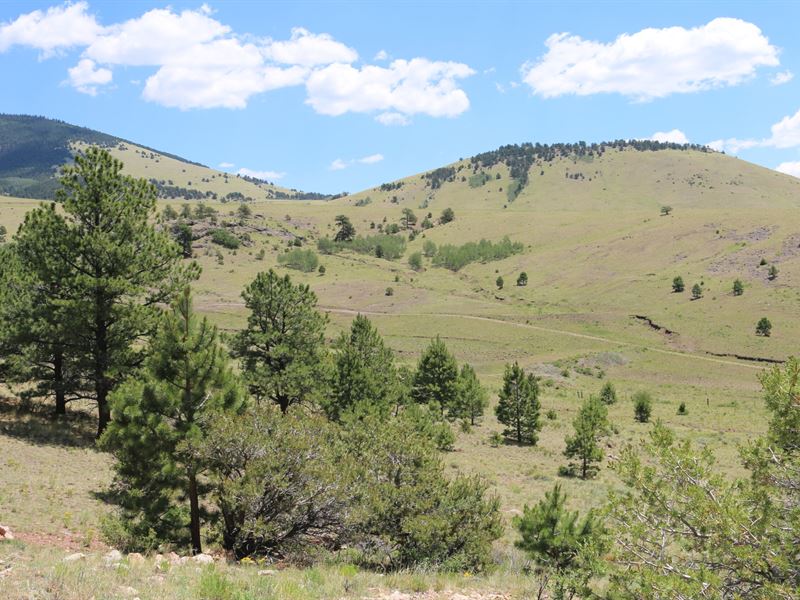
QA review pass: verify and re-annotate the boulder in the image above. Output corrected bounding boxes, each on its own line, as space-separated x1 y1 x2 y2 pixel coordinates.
104 549 123 565
64 552 86 562
192 553 214 564
127 552 145 564
0 524 13 540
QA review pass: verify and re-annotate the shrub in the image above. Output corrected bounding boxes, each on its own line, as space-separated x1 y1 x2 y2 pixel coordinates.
385 287 394 296
677 401 688 415
433 237 523 271
211 228 240 249
277 248 319 272
546 409 558 420
408 251 423 271
317 237 336 255
600 381 617 405
732 279 744 296
691 283 703 300
768 265 778 280
496 276 504 290
422 239 437 257
318 264 326 275
517 271 528 286
633 391 653 422
672 276 684 293
439 207 455 224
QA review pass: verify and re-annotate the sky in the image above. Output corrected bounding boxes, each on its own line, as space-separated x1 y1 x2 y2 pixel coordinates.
1 1 800 193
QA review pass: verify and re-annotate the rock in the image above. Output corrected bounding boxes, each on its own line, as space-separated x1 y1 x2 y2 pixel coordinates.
127 552 145 565
0 524 13 540
257 569 278 576
166 552 181 565
104 549 123 565
192 553 214 564
64 552 86 562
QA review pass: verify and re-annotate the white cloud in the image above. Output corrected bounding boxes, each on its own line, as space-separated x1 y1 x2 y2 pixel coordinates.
771 70 794 86
650 129 689 144
306 58 475 120
709 107 800 153
218 162 234 168
67 57 112 95
775 161 800 178
0 1 103 55
374 49 388 61
522 18 779 101
375 112 410 126
329 153 384 170
262 27 357 67
1 3 474 117
237 167 285 180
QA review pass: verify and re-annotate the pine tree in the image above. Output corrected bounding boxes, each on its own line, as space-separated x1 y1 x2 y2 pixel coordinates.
564 396 610 478
691 283 703 299
234 269 328 413
495 362 541 444
516 271 528 286
13 148 197 435
334 214 356 242
732 279 744 296
326 314 398 421
454 363 489 425
672 276 684 293
599 381 617 405
411 336 460 419
768 264 778 280
100 287 245 554
496 276 504 290
756 317 772 337
401 208 417 229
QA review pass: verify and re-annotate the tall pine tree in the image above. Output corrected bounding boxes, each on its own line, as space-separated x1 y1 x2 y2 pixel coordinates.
454 363 489 425
234 269 328 413
101 287 244 554
564 395 610 479
495 362 541 444
411 336 460 419
326 314 398 421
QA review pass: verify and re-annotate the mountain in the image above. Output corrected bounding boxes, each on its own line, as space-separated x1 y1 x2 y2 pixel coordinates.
0 114 330 201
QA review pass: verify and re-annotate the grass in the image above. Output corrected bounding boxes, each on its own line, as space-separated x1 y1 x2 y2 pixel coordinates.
0 146 797 596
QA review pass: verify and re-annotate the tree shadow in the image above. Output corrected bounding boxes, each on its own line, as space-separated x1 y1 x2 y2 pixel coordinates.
0 395 98 449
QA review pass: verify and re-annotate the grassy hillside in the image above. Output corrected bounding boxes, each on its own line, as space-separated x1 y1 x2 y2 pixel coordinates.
1 140 798 595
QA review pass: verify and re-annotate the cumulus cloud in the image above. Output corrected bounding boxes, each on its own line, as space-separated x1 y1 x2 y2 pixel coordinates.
237 167 285 180
522 18 779 101
709 107 800 153
0 3 473 118
374 49 388 61
67 57 111 95
329 153 384 170
306 59 474 121
0 1 103 55
775 161 800 178
218 162 234 168
650 129 689 144
771 70 794 86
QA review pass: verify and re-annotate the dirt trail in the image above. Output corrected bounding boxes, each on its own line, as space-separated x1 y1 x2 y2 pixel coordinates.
201 302 765 372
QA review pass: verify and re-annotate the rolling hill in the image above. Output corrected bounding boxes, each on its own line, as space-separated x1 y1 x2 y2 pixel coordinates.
0 114 329 201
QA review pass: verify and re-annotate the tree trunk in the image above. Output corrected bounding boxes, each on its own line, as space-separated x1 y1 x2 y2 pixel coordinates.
94 278 110 438
188 472 202 555
54 349 66 416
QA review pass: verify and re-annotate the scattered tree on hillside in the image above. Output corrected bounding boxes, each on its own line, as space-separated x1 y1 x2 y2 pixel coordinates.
495 362 541 444
401 208 417 230
409 251 423 271
496 276 504 290
454 363 489 425
411 336 460 419
0 225 7 243
691 283 703 300
672 276 685 293
100 287 245 554
660 205 673 216
237 202 252 221
439 207 455 224
334 214 356 242
564 396 610 479
600 381 617 405
234 270 329 413
325 314 398 421
172 222 193 258
162 204 178 220
733 279 744 296
756 317 772 337
517 271 528 286
633 390 653 422
423 239 437 257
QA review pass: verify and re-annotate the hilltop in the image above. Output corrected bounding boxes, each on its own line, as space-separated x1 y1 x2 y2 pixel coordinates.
0 114 332 201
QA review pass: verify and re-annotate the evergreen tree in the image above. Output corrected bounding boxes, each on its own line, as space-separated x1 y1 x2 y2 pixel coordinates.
172 222 193 258
516 271 528 286
412 336 460 419
496 276 504 290
672 276 684 293
401 208 417 229
599 381 617 405
326 314 397 421
515 484 606 598
454 363 489 425
13 148 197 436
768 264 778 280
691 283 703 299
100 287 245 554
564 396 610 479
495 362 541 444
732 279 744 296
234 270 328 413
334 214 356 242
439 207 455 224
756 317 772 337
633 390 653 422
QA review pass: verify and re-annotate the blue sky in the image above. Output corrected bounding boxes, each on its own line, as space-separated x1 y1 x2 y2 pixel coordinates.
2 1 800 193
